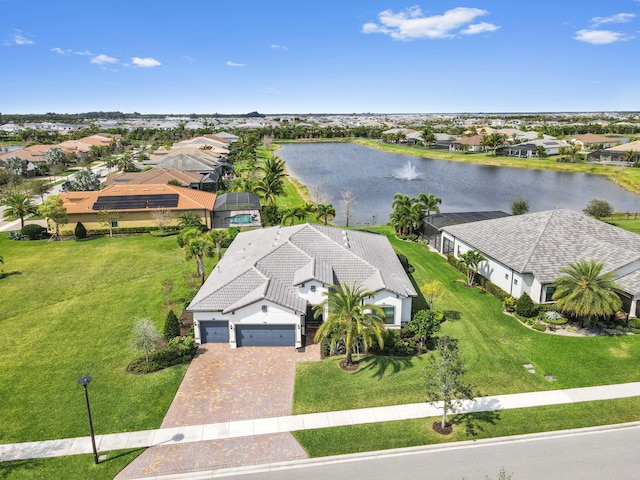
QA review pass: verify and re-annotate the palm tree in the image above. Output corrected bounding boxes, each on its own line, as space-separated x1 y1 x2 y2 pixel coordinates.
552 259 622 326
313 283 386 367
459 250 486 286
255 175 284 206
418 193 441 225
315 203 336 225
116 152 136 172
182 230 214 284
280 206 303 226
624 149 636 164
2 192 38 228
390 193 412 235
207 229 230 260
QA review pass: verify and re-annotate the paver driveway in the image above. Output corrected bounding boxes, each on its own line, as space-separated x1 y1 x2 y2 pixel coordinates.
116 343 320 479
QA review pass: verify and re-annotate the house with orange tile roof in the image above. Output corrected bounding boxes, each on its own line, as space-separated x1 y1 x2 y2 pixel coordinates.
59 184 217 231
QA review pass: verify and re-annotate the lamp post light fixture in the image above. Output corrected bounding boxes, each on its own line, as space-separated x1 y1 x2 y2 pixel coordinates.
77 375 99 464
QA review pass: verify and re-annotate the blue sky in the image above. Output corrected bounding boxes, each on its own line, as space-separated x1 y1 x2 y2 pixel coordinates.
2 0 640 114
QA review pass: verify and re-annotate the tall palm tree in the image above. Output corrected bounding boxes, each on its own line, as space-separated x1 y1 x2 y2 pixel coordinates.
552 259 622 325
2 192 38 228
315 203 336 225
313 283 386 367
390 193 412 235
280 206 302 226
207 229 230 260
255 175 284 206
418 193 442 225
182 230 214 284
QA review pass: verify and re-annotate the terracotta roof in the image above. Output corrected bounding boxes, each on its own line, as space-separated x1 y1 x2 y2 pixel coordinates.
570 134 617 144
606 140 640 152
102 168 204 187
0 145 72 163
455 135 484 146
60 184 216 214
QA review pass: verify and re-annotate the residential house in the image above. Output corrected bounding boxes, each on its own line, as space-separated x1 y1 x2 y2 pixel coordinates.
103 168 223 192
212 192 262 228
187 224 417 348
570 134 619 150
59 184 217 231
588 140 640 163
440 209 640 318
450 135 486 153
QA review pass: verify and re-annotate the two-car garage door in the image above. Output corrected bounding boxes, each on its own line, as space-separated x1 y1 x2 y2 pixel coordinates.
237 325 295 347
199 321 295 347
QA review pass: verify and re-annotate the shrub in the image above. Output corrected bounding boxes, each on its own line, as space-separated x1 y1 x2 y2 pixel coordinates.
629 318 640 329
516 293 538 318
631 328 640 335
369 329 426 356
7 231 26 241
532 323 547 332
407 310 442 344
397 253 415 273
74 222 87 239
127 335 197 373
164 310 180 340
542 311 568 325
21 224 47 240
503 297 517 313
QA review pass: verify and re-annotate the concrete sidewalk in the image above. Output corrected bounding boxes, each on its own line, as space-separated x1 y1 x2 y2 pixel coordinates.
2 381 639 463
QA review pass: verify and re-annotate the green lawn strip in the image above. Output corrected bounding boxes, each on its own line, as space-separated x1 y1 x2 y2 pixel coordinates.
0 234 204 444
0 449 144 480
294 227 640 414
604 218 640 234
352 138 640 195
293 397 640 458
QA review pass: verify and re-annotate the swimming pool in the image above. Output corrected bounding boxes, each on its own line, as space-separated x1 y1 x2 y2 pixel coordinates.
226 213 254 225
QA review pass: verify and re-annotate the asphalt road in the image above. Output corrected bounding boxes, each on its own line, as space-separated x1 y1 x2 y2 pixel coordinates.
212 423 640 480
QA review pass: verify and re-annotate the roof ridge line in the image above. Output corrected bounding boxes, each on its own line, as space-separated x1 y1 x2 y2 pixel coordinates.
521 210 556 272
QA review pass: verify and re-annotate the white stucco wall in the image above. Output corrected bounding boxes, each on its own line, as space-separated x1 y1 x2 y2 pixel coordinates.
370 290 411 328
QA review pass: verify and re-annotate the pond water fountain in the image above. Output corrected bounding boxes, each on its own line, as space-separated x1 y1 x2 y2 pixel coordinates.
393 160 422 180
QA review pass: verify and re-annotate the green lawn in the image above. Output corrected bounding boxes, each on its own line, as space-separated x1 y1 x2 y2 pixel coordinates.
0 449 143 480
294 227 640 414
293 397 640 457
604 217 640 234
0 233 211 444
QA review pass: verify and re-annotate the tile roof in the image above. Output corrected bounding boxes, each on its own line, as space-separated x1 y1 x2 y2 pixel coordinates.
59 184 216 214
103 168 204 187
443 209 640 288
188 224 417 314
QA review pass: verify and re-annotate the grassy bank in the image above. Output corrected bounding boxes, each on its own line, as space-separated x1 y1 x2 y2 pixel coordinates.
352 138 640 195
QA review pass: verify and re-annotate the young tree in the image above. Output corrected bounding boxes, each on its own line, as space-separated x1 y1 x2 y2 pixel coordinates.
131 318 163 363
510 197 530 215
420 281 445 310
39 195 68 241
313 283 385 368
424 336 476 430
340 190 356 227
459 250 487 286
181 229 214 284
164 310 181 340
2 192 38 228
178 211 204 231
25 179 51 202
552 259 622 326
97 208 128 237
583 198 613 219
151 209 174 233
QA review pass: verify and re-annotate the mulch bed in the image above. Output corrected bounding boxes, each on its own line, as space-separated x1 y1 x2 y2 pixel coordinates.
432 421 453 435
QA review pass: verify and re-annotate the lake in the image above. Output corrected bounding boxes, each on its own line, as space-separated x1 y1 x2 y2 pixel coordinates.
277 142 640 225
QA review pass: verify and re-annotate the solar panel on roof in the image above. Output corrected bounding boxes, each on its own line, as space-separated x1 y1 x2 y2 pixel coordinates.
92 194 179 211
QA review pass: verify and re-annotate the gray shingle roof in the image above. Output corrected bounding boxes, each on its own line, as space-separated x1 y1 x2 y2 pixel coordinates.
442 210 640 288
188 224 417 314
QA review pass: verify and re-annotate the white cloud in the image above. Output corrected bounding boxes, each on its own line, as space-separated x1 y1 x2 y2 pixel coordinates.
461 22 500 35
91 54 119 65
271 44 288 50
226 61 245 67
574 29 633 44
131 57 161 67
53 48 94 56
362 6 498 40
592 13 635 26
51 47 71 55
12 33 33 45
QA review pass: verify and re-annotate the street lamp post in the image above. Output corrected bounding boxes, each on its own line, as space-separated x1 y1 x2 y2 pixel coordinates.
77 375 99 464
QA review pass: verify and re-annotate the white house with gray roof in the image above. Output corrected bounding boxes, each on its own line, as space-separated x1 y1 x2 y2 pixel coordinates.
441 209 640 318
187 224 417 348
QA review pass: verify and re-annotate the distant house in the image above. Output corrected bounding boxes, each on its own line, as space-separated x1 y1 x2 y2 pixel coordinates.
59 184 217 231
570 134 619 150
496 139 570 157
212 192 262 228
187 224 417 348
588 140 640 163
0 144 74 175
440 209 640 318
103 167 223 192
450 135 486 153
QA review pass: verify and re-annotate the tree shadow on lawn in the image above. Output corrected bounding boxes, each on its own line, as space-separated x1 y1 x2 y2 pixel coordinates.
354 355 414 380
450 397 501 437
443 310 462 321
0 270 22 279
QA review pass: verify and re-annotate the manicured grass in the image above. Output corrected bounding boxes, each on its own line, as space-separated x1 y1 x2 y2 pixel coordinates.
0 233 212 444
293 397 640 457
353 138 640 195
604 217 640 234
294 227 640 414
0 449 144 480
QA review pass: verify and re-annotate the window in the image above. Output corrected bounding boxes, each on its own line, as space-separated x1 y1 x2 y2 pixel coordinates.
513 279 518 286
442 237 454 256
310 285 316 293
545 286 556 303
505 273 509 280
381 306 395 325
261 305 267 313
110 217 118 228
